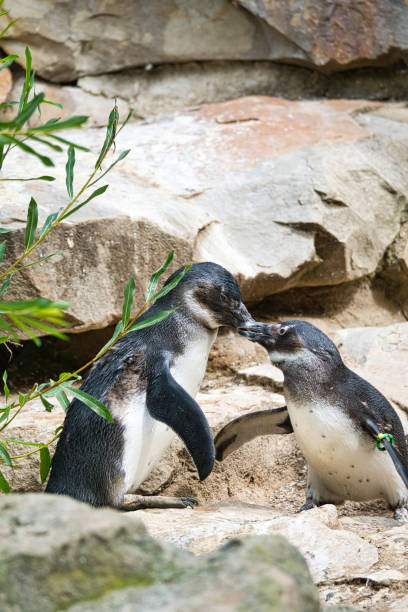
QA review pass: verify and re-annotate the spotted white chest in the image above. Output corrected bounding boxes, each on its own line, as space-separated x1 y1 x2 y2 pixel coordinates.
120 331 217 493
287 396 407 506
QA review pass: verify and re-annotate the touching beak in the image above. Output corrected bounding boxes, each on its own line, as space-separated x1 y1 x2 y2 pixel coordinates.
238 322 280 342
231 302 254 327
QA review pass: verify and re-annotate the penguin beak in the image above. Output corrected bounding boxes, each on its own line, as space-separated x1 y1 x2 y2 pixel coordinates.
230 302 254 327
238 322 279 342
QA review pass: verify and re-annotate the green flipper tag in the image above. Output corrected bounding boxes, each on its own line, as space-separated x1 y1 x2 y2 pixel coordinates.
376 432 394 451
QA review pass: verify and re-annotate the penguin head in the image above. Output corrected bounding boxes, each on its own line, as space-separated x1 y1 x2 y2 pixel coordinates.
164 262 253 329
239 319 342 368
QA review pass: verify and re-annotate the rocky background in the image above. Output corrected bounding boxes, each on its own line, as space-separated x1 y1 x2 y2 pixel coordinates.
1 1 408 611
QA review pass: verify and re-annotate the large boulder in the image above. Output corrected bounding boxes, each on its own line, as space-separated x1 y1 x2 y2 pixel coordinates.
0 493 320 612
2 97 408 333
2 1 407 82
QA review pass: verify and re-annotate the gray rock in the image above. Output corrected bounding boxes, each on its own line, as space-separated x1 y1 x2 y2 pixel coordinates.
3 1 408 82
0 493 320 612
135 502 379 584
2 97 408 333
335 322 408 415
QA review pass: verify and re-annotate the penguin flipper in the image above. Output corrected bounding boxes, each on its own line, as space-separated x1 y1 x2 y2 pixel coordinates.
214 407 292 461
146 357 214 481
364 417 408 489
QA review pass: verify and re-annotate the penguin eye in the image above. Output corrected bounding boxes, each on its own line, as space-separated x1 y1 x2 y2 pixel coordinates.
279 326 287 336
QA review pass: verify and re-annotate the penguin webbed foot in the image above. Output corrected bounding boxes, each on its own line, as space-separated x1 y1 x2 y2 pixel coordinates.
393 506 408 522
296 501 319 513
120 494 198 511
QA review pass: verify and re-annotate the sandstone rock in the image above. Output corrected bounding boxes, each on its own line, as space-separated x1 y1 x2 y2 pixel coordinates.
2 97 408 333
237 363 284 390
0 493 320 612
335 322 408 414
3 1 408 82
136 502 378 583
238 0 408 70
0 66 12 104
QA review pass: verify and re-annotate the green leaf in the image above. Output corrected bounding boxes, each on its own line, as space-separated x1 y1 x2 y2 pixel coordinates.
65 146 75 198
0 278 10 297
0 19 18 41
153 264 191 302
55 388 70 412
60 185 108 220
18 393 26 407
15 250 63 271
8 313 41 346
0 228 11 233
18 46 32 114
24 197 38 249
0 135 54 167
48 135 89 151
3 370 9 402
28 115 88 133
42 99 63 109
116 109 134 136
2 437 42 447
145 251 174 302
122 276 135 327
0 441 12 466
95 321 124 358
0 240 5 263
13 92 45 128
0 176 55 182
18 316 68 341
39 446 51 483
128 308 177 333
38 212 58 239
0 469 10 493
54 426 64 435
67 387 113 422
40 396 54 412
95 102 119 169
88 149 130 187
28 135 63 152
0 405 10 423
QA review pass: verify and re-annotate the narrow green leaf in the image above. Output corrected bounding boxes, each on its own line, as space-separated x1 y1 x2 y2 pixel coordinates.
18 316 68 341
95 102 119 169
28 135 63 151
0 469 10 493
60 185 108 220
54 426 64 435
0 176 55 182
67 387 113 422
145 251 174 302
88 149 130 187
0 54 19 63
24 197 38 249
0 228 11 233
42 99 63 109
18 46 32 113
48 135 89 151
128 308 177 333
13 92 45 128
0 135 54 167
8 313 41 346
0 240 5 263
55 388 70 412
15 250 63 271
65 146 75 198
2 437 42 447
28 115 88 133
0 405 10 423
116 109 134 136
38 212 58 239
40 446 51 483
0 19 18 41
0 336 9 343
40 396 54 412
0 101 18 108
95 321 124 358
122 277 135 327
3 370 9 402
0 441 12 466
153 264 192 302
18 393 26 407
0 278 10 297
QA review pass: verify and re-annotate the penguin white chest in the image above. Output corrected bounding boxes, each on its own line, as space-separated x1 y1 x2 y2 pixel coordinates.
287 397 407 505
121 331 216 493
